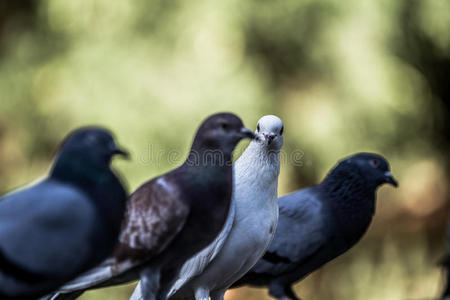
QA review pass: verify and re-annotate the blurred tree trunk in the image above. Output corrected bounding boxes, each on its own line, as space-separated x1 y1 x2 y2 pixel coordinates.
395 0 450 175
0 0 37 46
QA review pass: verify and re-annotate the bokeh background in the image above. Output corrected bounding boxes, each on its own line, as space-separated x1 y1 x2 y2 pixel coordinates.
1 0 449 299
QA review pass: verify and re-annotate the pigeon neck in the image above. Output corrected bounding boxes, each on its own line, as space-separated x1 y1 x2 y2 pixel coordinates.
239 140 281 171
50 151 111 190
323 163 377 196
184 146 233 170
51 151 126 235
321 164 376 243
235 140 280 193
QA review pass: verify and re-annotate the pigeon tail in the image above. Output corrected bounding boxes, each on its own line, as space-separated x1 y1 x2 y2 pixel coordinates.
43 258 138 300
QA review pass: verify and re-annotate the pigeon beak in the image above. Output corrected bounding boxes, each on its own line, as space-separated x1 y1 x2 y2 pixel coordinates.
112 146 130 159
264 133 275 145
239 127 255 139
384 171 398 187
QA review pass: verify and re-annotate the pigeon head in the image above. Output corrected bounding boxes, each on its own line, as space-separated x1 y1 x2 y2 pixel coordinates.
191 113 255 155
51 127 128 179
342 153 398 188
254 115 284 150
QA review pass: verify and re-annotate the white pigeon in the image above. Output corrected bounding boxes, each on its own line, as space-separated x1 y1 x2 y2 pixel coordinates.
131 115 284 300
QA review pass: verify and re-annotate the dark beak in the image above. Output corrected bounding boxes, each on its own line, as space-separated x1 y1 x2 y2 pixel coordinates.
384 171 398 187
112 146 130 159
239 127 256 139
264 133 275 145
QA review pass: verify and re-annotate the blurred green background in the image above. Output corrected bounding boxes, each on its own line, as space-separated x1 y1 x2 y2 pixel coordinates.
0 0 449 299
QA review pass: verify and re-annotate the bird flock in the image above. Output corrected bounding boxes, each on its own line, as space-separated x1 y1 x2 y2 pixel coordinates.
0 111 410 300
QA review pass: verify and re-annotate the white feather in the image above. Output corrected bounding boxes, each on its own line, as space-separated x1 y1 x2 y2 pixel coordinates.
130 115 283 300
168 176 236 297
43 258 139 300
43 178 182 300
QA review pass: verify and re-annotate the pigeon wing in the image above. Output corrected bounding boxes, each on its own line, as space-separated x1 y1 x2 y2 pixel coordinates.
251 187 326 276
116 176 190 262
0 179 96 278
167 192 236 298
45 175 190 299
44 175 190 299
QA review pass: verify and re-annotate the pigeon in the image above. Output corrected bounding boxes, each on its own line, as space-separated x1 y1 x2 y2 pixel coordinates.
0 127 128 299
131 115 284 300
47 112 255 300
232 153 398 300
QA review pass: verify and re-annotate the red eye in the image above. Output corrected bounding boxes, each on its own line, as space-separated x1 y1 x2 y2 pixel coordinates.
257 124 260 132
280 126 284 135
370 158 379 167
221 123 228 130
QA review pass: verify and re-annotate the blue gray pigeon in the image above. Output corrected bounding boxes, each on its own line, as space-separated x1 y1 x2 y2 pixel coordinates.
0 127 128 299
232 153 398 300
131 115 284 300
46 113 255 300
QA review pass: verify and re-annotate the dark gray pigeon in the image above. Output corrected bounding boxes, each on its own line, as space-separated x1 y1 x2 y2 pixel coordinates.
232 153 398 300
47 112 255 300
0 127 128 299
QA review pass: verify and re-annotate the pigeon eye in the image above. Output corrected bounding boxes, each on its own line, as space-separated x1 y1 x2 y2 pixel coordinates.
257 124 260 132
220 123 228 130
280 126 284 135
370 158 379 168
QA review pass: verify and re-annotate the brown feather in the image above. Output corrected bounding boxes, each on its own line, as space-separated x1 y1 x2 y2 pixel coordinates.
115 177 189 262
